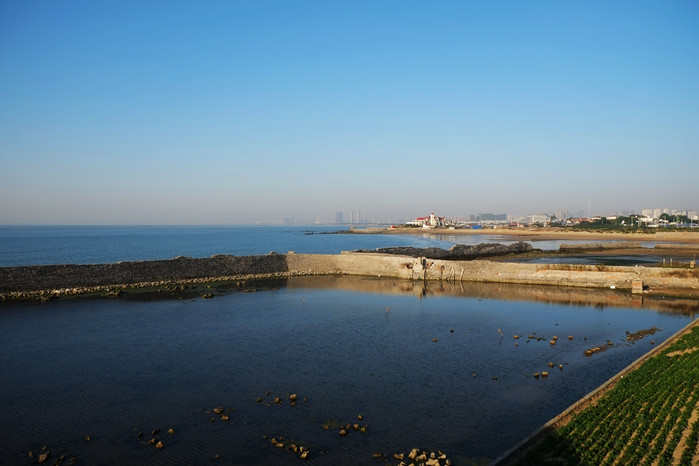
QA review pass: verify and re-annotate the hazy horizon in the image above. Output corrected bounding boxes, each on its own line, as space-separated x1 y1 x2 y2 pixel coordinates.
1 1 697 225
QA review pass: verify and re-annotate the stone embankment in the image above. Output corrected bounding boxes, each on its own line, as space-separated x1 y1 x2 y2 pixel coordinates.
2 248 698 301
0 254 289 300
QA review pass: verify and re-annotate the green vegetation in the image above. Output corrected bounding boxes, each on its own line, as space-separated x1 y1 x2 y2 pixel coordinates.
513 322 699 465
570 215 697 232
570 215 650 232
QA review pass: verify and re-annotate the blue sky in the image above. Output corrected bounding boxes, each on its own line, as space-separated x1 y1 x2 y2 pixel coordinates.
1 1 697 224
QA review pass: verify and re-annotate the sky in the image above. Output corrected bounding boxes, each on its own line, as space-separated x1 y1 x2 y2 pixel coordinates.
1 1 697 225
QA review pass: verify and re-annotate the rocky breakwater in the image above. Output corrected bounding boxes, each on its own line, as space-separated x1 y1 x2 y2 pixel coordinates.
353 241 535 259
0 254 289 301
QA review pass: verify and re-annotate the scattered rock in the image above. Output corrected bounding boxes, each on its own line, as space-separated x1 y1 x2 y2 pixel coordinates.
626 327 661 341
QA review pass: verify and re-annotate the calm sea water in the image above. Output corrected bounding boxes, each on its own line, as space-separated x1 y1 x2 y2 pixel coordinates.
0 225 485 267
1 277 695 465
0 225 652 267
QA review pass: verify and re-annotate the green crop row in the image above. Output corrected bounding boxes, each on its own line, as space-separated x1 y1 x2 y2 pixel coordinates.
512 324 699 465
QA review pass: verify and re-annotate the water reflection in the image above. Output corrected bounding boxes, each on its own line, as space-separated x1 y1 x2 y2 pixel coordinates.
283 276 699 317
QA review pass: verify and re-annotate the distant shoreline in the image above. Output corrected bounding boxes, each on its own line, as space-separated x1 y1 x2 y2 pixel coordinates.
348 227 699 244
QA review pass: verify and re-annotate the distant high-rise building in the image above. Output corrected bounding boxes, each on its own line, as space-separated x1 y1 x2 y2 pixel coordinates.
335 212 344 224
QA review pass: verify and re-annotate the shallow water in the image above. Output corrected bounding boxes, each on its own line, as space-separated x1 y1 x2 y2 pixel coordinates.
1 278 696 465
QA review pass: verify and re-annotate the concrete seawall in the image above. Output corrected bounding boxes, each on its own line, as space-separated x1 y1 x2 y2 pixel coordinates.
288 252 699 292
1 252 698 300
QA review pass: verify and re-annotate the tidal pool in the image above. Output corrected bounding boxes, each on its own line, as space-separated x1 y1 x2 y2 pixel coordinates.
1 278 696 465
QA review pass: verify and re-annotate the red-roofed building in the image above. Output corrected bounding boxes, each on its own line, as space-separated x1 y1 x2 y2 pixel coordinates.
406 213 445 228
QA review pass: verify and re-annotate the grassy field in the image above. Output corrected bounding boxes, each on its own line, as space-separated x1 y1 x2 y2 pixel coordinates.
511 320 699 465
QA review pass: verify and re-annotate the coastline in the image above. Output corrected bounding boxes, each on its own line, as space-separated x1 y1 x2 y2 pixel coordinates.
352 226 699 244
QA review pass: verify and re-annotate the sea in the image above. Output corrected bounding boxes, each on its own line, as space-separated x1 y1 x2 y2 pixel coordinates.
0 225 529 267
0 225 696 465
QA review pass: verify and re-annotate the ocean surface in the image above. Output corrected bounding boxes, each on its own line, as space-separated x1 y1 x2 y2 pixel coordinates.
0 225 658 267
0 225 530 267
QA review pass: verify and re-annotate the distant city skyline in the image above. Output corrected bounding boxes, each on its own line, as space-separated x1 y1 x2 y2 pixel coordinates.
1 2 697 225
259 203 699 226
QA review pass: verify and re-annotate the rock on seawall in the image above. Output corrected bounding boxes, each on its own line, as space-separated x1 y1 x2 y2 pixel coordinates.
354 242 534 260
0 254 289 293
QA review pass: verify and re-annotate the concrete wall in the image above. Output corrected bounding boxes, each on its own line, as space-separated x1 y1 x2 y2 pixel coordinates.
287 253 699 292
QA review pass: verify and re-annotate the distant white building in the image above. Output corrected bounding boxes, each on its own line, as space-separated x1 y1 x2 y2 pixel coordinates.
530 214 550 224
406 212 445 228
